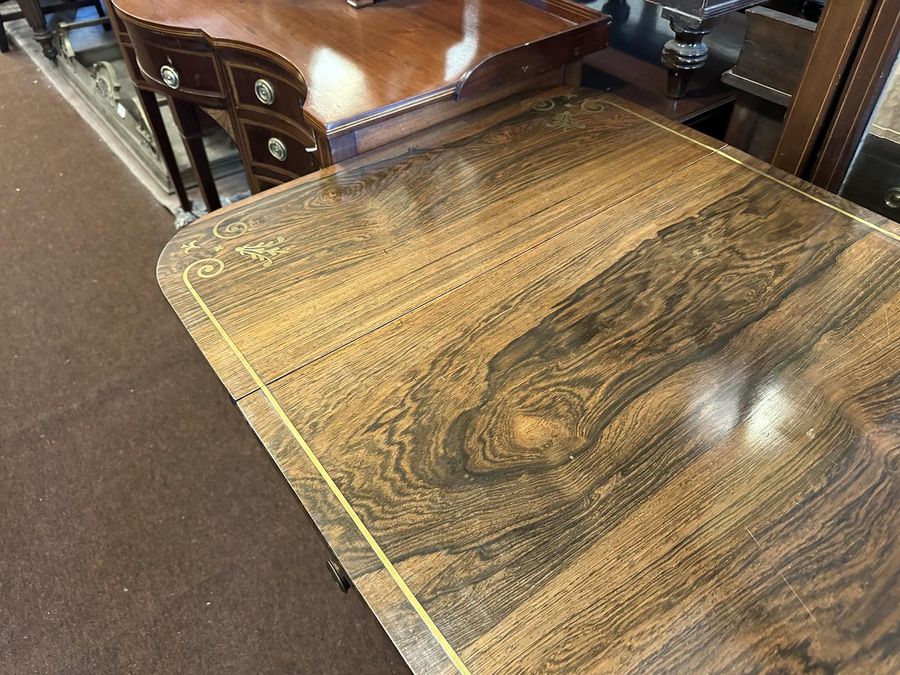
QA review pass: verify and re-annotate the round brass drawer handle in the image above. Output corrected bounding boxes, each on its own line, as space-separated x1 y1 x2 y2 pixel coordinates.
267 137 288 162
885 186 900 210
254 78 275 105
159 64 180 90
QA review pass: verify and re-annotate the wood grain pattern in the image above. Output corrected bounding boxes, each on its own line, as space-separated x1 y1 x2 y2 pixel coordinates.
158 89 900 673
110 0 608 199
158 91 714 399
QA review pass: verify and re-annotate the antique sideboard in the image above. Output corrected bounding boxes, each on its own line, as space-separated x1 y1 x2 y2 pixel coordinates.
108 0 609 211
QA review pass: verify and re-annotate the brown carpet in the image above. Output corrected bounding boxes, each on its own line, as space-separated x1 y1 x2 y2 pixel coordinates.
0 46 407 674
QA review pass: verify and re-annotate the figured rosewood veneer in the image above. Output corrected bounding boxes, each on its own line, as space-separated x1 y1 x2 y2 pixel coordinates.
157 89 900 673
109 0 609 199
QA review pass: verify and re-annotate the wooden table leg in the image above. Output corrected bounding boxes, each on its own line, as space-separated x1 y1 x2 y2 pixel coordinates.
660 10 717 99
16 0 56 60
169 96 221 212
136 88 192 213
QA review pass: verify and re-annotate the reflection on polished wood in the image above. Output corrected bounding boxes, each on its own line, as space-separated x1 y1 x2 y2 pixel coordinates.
111 0 587 129
110 0 608 200
158 89 900 673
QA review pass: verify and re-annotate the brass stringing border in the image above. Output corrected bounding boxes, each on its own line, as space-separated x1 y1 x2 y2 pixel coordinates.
181 256 471 674
603 99 900 244
179 93 897 675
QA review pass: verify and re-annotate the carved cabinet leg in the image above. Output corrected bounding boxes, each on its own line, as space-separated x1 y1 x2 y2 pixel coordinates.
660 10 716 99
17 0 57 60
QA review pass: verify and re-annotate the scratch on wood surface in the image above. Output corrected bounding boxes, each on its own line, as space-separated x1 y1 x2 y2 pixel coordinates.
778 572 819 624
747 528 818 625
746 527 763 550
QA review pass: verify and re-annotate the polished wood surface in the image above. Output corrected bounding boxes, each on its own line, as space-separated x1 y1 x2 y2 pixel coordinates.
111 0 599 132
158 89 900 673
109 0 608 203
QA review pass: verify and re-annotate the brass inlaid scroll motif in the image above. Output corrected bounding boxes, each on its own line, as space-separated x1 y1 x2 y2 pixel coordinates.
180 218 289 275
235 237 289 268
183 257 225 282
531 95 607 131
181 240 200 255
213 218 251 240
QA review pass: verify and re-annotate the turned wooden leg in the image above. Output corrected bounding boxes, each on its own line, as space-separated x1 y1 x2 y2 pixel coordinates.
17 0 57 60
170 96 221 212
136 89 192 212
660 10 716 100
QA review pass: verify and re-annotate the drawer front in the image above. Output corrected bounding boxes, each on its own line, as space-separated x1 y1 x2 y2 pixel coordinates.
227 63 308 128
243 122 322 178
125 22 224 100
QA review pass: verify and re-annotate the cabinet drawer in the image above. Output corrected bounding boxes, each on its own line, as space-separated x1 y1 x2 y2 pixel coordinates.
125 22 224 100
243 121 322 178
226 62 308 128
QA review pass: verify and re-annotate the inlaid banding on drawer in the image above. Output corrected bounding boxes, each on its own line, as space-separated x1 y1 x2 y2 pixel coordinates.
242 121 322 178
227 63 308 126
125 22 224 98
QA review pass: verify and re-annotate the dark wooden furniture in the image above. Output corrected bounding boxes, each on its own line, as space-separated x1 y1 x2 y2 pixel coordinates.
772 0 878 176
808 0 900 190
108 0 608 211
841 49 900 221
158 87 900 674
647 0 766 98
104 7 192 212
583 0 745 125
721 7 816 161
843 133 900 222
771 0 900 193
0 0 105 58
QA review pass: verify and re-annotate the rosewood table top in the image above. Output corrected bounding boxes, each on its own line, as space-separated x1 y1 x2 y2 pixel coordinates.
157 89 900 673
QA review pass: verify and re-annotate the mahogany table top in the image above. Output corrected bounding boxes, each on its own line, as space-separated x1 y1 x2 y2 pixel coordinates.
157 88 900 673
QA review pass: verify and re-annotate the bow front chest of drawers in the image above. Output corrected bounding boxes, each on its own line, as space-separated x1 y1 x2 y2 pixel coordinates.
108 0 609 210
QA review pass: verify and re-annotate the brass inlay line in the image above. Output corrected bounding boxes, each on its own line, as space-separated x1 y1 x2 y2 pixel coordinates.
604 100 900 244
181 259 471 675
